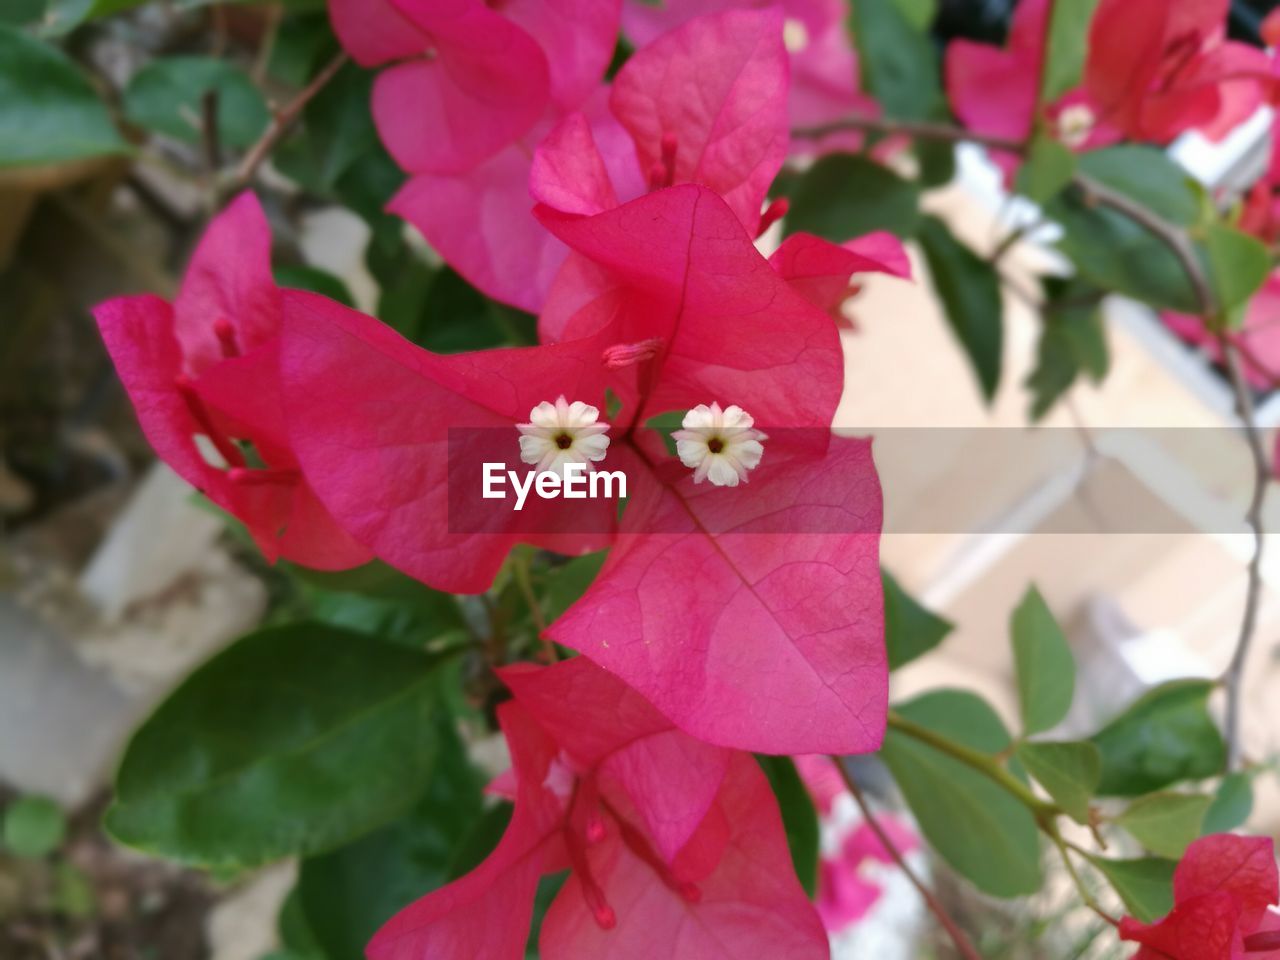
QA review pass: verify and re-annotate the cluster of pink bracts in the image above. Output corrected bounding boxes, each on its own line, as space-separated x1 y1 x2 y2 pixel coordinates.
92 1 1280 958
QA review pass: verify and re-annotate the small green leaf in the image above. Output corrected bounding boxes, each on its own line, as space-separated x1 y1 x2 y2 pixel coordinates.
1016 740 1100 824
1039 0 1103 103
1077 147 1199 226
882 569 952 670
1090 679 1225 796
107 624 443 869
917 215 1004 402
1017 135 1077 205
782 154 922 241
274 265 356 308
124 57 270 149
1087 855 1176 923
1202 772 1254 835
3 795 67 858
757 756 820 897
0 26 126 168
1011 586 1075 736
1026 278 1108 421
1115 792 1212 859
543 553 608 623
881 691 1042 897
850 0 944 122
1205 224 1270 323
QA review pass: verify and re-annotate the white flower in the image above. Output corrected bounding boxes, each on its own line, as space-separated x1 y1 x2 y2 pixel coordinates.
672 403 767 487
517 396 610 474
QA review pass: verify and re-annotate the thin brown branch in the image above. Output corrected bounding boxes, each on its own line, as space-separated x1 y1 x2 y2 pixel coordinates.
230 51 349 194
793 112 1022 154
1219 339 1270 771
833 759 985 960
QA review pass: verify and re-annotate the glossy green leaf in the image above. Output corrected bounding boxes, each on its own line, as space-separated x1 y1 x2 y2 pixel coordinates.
1206 224 1270 323
3 795 67 858
106 624 443 869
881 690 1042 897
1090 679 1225 796
298 716 487 960
1087 855 1176 923
1016 740 1100 824
918 215 1004 402
124 57 269 149
0 26 126 167
882 569 952 670
782 154 922 241
1116 792 1212 859
757 755 820 897
1077 147 1199 226
850 0 944 121
1040 0 1103 103
1202 772 1254 835
1011 586 1075 736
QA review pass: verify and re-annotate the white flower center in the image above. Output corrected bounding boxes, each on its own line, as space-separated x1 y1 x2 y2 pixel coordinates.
783 18 810 53
1056 104 1096 149
671 403 767 487
517 395 611 475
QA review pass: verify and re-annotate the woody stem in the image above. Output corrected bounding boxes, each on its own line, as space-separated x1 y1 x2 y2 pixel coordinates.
833 758 984 960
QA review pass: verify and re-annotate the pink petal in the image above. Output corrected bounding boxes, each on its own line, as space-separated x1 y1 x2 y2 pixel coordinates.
537 185 844 432
548 436 886 755
1174 835 1279 934
391 142 569 312
610 8 789 233
843 816 918 865
371 0 549 174
530 112 620 216
769 231 911 317
540 753 828 959
277 290 612 593
500 658 732 862
327 0 430 67
816 857 883 933
500 0 621 108
173 192 280 377
1119 891 1245 960
944 40 1038 145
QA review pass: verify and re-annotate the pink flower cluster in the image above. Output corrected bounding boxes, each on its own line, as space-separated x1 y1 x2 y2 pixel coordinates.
93 4 911 955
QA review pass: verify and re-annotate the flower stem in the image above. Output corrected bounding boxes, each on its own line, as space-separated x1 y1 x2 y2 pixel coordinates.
833 758 984 960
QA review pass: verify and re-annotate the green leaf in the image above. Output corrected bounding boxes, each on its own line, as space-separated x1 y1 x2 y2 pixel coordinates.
0 0 43 26
124 57 269 149
42 0 148 35
892 0 937 30
542 553 608 623
1115 792 1212 859
1015 741 1100 824
882 569 952 670
1011 586 1075 736
917 215 1004 402
1077 147 1199 226
274 265 356 308
3 795 67 858
1206 224 1270 323
1017 135 1077 205
1090 679 1226 796
782 154 922 241
297 716 487 960
757 756 820 897
1086 855 1176 923
106 624 444 869
1202 772 1254 835
0 26 126 168
881 690 1043 897
1026 278 1108 421
1039 0 1103 103
274 63 379 191
850 0 944 122
916 139 956 188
